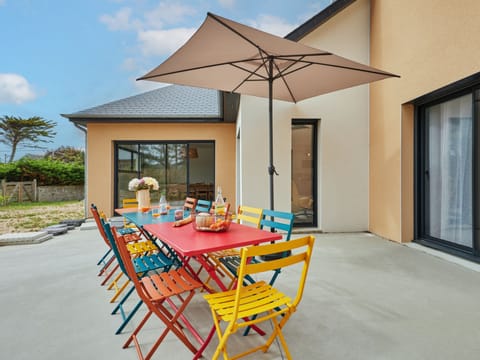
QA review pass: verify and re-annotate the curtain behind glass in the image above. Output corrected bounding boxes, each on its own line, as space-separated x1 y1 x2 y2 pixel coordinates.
426 94 473 247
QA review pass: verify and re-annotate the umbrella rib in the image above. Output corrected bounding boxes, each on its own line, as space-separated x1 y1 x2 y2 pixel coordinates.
272 58 298 103
208 12 267 53
138 57 268 81
231 62 268 81
277 56 399 77
231 49 271 93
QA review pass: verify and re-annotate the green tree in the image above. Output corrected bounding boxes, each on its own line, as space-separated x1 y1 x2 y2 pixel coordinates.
44 146 84 163
0 116 56 163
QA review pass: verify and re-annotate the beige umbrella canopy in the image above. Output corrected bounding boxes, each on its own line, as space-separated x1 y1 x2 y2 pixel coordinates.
139 12 399 210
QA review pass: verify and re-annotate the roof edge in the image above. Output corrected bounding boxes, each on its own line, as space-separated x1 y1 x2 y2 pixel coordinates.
285 0 357 41
65 116 225 127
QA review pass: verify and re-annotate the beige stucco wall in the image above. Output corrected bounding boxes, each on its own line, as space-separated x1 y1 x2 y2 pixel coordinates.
237 0 372 231
86 122 236 216
369 0 480 242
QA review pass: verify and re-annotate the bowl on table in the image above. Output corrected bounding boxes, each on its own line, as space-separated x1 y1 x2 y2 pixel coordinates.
191 212 232 232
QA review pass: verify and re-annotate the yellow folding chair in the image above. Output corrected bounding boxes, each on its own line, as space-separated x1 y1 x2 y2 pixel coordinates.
122 198 139 229
202 205 263 291
203 235 315 360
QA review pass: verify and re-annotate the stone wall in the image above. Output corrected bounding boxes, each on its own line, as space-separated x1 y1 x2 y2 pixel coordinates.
38 185 84 202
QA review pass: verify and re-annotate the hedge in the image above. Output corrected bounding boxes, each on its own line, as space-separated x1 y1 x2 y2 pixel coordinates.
0 158 84 186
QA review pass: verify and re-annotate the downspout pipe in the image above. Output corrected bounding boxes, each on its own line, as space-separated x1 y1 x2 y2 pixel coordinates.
72 122 88 218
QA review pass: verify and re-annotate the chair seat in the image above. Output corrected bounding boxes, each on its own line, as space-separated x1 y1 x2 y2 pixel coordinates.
133 253 172 273
204 280 291 322
141 267 203 301
117 227 137 235
127 241 158 255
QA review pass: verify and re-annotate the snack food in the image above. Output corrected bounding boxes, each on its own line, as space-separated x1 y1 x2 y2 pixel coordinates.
192 212 231 232
172 215 192 227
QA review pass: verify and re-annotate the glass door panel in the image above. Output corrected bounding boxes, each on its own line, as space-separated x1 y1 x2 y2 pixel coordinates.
187 142 215 200
292 121 316 227
424 94 473 248
166 144 187 204
117 144 140 205
139 144 166 203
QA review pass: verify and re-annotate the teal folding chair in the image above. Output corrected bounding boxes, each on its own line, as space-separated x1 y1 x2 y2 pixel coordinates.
195 199 212 213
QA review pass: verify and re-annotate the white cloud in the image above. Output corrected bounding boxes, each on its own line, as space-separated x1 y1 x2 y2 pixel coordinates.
121 57 138 71
249 14 297 37
218 0 235 9
138 27 196 56
0 73 37 104
0 0 5 6
99 7 141 31
144 2 196 29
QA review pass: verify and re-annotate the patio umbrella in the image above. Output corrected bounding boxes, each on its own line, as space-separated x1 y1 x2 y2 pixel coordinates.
138 12 399 210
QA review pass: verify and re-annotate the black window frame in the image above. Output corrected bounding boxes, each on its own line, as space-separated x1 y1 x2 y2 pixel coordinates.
414 73 480 262
113 140 215 209
291 118 318 228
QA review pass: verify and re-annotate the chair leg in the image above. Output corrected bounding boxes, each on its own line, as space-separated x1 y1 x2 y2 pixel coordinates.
262 312 293 359
97 248 112 266
100 263 120 286
109 278 130 303
112 285 135 315
115 299 143 335
107 271 124 290
124 291 203 359
97 254 116 276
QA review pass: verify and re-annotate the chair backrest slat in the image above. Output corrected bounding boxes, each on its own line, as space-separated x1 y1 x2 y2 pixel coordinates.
235 205 263 228
195 199 212 213
183 197 198 211
210 202 231 218
90 203 111 248
237 235 315 308
123 198 138 208
259 209 294 240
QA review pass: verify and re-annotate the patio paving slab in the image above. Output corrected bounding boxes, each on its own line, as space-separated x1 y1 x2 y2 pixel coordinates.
0 228 479 359
0 231 52 246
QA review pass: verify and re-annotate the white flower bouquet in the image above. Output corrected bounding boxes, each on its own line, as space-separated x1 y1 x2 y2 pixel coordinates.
128 177 159 192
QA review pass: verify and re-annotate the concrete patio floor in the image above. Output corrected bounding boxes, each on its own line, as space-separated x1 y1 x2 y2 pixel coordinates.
1 226 479 360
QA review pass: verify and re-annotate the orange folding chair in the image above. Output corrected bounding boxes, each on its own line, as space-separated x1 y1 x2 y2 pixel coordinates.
204 235 315 360
183 197 198 212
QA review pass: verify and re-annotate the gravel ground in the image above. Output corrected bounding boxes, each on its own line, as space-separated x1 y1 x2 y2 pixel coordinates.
0 201 85 235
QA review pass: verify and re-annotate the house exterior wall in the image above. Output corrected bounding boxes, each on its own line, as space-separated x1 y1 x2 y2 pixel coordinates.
237 0 371 231
86 122 236 216
369 0 480 242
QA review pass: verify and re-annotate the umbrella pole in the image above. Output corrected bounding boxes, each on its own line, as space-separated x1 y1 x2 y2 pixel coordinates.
267 57 275 211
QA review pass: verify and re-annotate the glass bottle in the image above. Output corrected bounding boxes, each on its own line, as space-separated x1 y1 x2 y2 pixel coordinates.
214 186 225 215
159 192 168 215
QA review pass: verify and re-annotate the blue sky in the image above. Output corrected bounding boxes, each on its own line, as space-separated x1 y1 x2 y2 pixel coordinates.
0 0 332 160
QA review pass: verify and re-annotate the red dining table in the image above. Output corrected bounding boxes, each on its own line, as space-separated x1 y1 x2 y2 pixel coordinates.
144 221 282 259
144 221 282 294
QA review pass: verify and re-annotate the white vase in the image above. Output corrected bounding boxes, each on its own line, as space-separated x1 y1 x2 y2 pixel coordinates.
136 189 151 209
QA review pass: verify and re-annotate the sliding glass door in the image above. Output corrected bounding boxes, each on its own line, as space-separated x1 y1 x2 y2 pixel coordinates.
115 141 215 208
417 92 476 255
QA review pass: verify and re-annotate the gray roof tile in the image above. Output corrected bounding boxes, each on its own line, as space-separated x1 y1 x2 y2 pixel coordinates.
64 85 221 120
